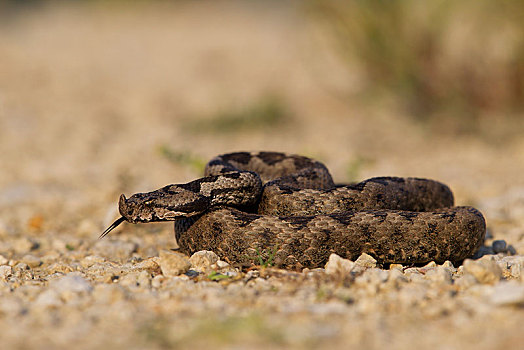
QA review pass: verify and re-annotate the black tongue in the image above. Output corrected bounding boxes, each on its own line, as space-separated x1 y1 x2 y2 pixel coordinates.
99 216 126 239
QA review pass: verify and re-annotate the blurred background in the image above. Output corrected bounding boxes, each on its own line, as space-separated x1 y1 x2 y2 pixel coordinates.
1 1 524 349
0 0 523 238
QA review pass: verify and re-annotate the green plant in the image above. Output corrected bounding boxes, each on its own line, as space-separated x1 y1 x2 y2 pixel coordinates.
157 146 206 173
243 246 280 268
183 95 288 134
207 271 230 281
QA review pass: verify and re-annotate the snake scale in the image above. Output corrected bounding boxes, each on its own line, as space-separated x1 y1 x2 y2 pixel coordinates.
102 151 486 269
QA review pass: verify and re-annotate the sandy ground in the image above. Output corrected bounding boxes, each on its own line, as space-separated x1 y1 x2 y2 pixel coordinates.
1 2 523 349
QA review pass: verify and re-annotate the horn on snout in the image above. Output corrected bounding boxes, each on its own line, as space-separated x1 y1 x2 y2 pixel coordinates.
99 194 128 239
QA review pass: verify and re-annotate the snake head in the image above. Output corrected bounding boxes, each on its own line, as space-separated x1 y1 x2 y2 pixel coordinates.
100 185 211 239
119 186 211 223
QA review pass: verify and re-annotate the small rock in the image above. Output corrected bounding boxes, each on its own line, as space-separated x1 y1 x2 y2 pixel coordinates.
325 254 354 275
387 268 408 285
353 253 377 271
454 273 478 288
389 263 403 270
216 260 230 269
133 257 162 274
472 245 495 259
34 289 62 308
47 262 74 274
423 261 437 268
189 250 219 272
80 255 106 268
463 258 502 284
93 240 138 261
490 282 524 306
13 237 39 254
500 256 524 280
137 270 151 288
0 265 12 281
0 255 8 265
21 254 42 268
492 240 507 254
424 267 452 285
158 250 191 277
50 273 93 300
12 263 33 279
41 252 60 264
441 260 456 270
151 275 165 288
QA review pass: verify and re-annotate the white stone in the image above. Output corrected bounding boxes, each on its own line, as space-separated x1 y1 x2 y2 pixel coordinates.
325 254 354 275
50 273 93 296
463 258 502 284
0 254 8 265
189 250 219 272
80 255 106 268
424 267 452 285
216 260 230 269
151 275 165 288
159 250 191 277
34 289 63 308
353 253 377 271
490 282 524 306
21 254 42 268
387 268 408 285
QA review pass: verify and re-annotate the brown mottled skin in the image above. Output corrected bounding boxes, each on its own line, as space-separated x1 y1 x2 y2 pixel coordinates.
102 152 486 269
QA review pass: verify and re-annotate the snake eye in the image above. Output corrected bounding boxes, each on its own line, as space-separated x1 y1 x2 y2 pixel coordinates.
145 201 152 206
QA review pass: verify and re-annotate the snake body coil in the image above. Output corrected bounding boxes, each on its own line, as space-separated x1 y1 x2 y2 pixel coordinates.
102 152 486 269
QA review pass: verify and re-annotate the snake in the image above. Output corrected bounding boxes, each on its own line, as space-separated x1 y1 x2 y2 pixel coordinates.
101 151 486 269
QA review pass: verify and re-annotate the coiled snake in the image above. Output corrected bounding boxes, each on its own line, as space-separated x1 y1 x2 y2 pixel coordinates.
101 152 486 269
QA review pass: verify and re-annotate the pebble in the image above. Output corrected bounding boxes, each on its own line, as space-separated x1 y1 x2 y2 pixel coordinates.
50 273 93 300
34 289 63 309
13 237 39 254
492 240 507 254
137 270 151 288
354 268 389 294
80 255 106 268
472 245 494 259
424 266 452 285
151 275 165 288
490 282 524 306
13 263 33 279
0 265 12 281
21 254 42 268
133 257 162 274
93 240 138 261
454 273 479 288
353 253 377 272
463 258 502 284
442 260 456 271
324 253 354 275
0 254 8 265
158 250 191 277
216 260 230 269
500 255 524 280
389 263 403 271
189 250 219 272
387 267 408 285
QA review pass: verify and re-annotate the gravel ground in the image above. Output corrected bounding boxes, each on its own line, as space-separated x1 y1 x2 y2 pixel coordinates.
1 2 523 349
